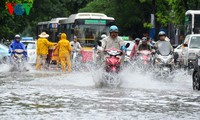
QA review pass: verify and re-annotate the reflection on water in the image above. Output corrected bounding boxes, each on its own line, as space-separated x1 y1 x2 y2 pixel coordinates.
0 64 200 120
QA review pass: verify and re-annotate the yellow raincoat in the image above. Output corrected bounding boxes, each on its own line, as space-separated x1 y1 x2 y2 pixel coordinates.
57 33 72 72
36 37 55 70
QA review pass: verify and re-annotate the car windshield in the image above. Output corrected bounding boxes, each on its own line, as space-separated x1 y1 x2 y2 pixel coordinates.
189 36 200 49
27 43 36 49
0 44 8 50
157 41 171 56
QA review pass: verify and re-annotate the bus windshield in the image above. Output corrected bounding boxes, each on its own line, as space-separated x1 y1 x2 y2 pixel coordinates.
189 36 200 49
74 19 112 47
194 14 200 34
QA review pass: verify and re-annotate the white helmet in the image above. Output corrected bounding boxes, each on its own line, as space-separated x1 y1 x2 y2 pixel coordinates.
15 34 20 38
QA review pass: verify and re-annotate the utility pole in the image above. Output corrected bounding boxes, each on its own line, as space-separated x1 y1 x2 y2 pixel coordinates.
152 0 159 40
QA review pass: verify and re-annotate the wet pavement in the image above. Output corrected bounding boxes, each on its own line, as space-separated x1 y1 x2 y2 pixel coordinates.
0 64 200 120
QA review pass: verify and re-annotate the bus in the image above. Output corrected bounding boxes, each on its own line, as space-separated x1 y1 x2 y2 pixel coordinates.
185 10 200 35
37 18 68 42
59 13 115 49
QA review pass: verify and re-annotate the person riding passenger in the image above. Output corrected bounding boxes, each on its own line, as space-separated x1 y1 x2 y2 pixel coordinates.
70 36 82 52
100 25 126 64
9 34 27 60
138 37 152 51
130 38 140 60
154 31 173 52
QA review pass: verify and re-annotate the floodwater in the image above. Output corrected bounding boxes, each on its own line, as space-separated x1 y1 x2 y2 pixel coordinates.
0 64 200 120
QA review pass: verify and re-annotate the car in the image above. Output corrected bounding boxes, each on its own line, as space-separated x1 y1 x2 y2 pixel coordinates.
124 40 135 56
21 40 37 64
0 43 10 63
22 37 34 41
181 34 200 69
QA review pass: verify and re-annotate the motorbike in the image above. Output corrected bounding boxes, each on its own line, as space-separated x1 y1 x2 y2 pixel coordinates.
153 41 174 79
11 49 26 71
97 43 130 88
136 50 153 71
102 48 123 87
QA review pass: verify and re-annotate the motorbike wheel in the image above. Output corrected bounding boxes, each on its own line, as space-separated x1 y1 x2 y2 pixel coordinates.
193 71 200 90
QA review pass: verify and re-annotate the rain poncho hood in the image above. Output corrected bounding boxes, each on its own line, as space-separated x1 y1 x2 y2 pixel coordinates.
61 33 67 40
57 33 72 57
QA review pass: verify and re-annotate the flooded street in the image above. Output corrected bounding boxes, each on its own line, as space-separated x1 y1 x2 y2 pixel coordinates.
0 64 200 120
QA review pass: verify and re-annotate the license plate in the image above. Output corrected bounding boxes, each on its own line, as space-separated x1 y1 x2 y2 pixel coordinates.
163 67 169 71
163 56 168 59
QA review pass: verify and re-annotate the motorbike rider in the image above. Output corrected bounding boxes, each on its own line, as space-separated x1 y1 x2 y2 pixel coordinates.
36 32 57 70
9 34 27 60
130 38 140 60
100 25 126 63
57 33 72 73
70 36 82 52
138 37 152 51
154 31 173 52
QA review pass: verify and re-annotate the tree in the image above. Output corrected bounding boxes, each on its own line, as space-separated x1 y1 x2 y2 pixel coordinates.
0 0 91 40
79 0 152 38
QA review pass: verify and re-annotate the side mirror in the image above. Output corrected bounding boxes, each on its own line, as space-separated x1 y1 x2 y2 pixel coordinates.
97 41 102 46
183 44 188 47
125 43 130 48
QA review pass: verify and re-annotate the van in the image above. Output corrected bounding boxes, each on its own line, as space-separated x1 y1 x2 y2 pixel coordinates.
182 34 200 68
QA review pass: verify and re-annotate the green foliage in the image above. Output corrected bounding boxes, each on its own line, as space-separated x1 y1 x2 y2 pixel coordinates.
143 23 153 29
1 0 200 40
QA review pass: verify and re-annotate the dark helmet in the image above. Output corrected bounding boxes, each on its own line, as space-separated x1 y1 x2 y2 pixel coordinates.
109 25 119 33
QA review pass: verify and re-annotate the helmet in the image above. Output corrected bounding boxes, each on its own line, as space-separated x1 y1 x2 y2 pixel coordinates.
74 36 77 39
15 34 20 38
141 37 147 42
135 38 140 41
158 31 166 36
109 25 119 33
